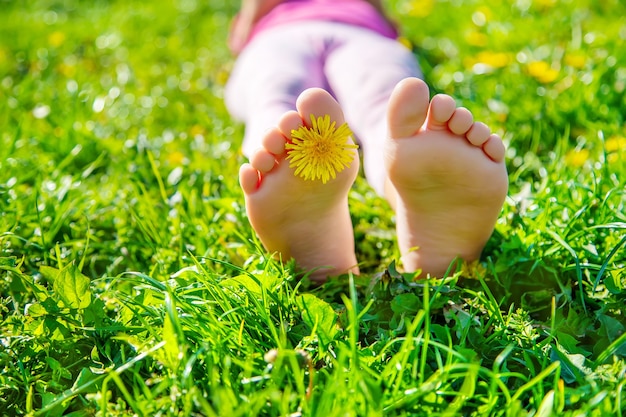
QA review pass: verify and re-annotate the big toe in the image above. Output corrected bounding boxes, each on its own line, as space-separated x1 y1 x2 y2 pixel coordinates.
387 77 430 139
297 87 346 128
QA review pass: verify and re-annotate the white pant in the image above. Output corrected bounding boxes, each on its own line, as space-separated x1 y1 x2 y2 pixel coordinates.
225 21 422 195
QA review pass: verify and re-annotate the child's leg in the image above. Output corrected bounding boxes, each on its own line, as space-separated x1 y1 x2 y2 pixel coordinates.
322 24 422 195
323 28 507 277
239 88 360 282
227 23 361 281
225 23 328 156
385 78 508 277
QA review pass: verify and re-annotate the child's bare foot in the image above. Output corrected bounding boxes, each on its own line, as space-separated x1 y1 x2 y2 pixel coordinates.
385 78 508 277
239 88 360 282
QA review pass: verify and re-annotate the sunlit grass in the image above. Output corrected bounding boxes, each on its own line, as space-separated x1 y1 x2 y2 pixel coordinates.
1 0 625 415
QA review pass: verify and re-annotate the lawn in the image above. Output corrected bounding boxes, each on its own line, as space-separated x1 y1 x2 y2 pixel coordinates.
1 0 625 415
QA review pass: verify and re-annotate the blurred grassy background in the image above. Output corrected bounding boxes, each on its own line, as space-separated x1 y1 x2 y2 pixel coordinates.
0 0 625 415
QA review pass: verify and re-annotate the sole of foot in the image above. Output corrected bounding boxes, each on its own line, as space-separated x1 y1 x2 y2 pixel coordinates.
385 77 508 278
239 88 360 283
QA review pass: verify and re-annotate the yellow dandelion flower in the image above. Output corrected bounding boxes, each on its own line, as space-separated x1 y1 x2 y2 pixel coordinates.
468 51 512 69
460 259 487 279
167 151 186 166
465 31 488 47
405 0 434 17
48 31 66 48
286 114 358 184
606 137 625 165
527 61 559 83
565 149 589 168
476 6 493 21
56 62 76 77
534 0 556 9
564 52 587 69
605 136 626 152
189 124 205 137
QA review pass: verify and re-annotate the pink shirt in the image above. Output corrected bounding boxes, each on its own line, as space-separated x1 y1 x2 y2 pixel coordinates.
249 0 398 42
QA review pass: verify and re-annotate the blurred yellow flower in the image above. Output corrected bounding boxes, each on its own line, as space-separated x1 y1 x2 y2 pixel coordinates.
565 149 589 168
564 53 587 69
167 151 186 166
605 136 626 152
460 259 487 279
48 31 66 47
286 115 358 184
57 62 76 77
190 124 205 137
534 0 556 9
216 68 230 86
471 51 512 68
404 0 434 17
527 61 559 83
476 6 493 20
465 31 488 47
606 137 625 164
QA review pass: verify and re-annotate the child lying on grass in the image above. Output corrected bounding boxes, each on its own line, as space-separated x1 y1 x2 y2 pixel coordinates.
225 0 509 282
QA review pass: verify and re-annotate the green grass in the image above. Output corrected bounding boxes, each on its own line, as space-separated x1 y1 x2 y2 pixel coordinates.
1 0 625 415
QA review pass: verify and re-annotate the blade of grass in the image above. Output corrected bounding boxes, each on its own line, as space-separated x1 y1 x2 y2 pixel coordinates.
546 229 587 313
592 233 626 292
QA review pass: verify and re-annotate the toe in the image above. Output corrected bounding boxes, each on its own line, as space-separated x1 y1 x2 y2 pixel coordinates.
296 88 345 126
466 122 491 147
239 163 260 194
426 94 456 130
448 107 474 135
483 134 506 162
278 110 306 139
388 77 430 138
250 149 276 173
262 127 288 155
